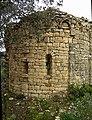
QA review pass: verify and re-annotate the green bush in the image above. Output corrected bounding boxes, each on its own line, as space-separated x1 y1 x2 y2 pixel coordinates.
3 83 92 120
7 114 16 120
74 94 92 120
68 83 92 101
25 107 55 120
60 84 92 120
39 99 51 111
60 112 80 120
25 108 39 120
24 98 57 120
60 94 92 120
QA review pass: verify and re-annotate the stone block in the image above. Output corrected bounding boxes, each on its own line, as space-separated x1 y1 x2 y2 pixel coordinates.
54 37 62 42
53 32 60 36
63 37 69 43
70 28 76 36
68 38 72 43
59 32 65 36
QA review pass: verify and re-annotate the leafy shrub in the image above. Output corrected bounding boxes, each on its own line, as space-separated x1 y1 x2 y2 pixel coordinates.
7 114 16 120
68 83 92 101
60 94 92 120
25 109 55 120
25 108 39 120
60 112 80 120
24 98 58 120
74 94 92 120
25 105 56 120
39 99 51 111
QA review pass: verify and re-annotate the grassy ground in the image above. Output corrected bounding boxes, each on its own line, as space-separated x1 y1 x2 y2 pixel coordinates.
2 90 68 120
2 84 92 120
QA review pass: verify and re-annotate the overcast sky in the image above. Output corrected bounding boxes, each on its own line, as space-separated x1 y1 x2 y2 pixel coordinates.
59 0 91 20
38 0 91 20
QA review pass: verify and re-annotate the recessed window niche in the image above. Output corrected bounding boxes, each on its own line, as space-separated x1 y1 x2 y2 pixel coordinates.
46 54 52 76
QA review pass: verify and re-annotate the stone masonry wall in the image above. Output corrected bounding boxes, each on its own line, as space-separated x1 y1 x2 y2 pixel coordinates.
5 10 92 98
89 22 92 84
7 31 70 98
69 19 91 84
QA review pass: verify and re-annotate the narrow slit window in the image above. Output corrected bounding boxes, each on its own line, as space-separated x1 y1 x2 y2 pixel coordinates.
24 62 28 74
46 54 52 76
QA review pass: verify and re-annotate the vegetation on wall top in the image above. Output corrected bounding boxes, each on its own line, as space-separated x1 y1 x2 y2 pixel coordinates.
5 7 59 45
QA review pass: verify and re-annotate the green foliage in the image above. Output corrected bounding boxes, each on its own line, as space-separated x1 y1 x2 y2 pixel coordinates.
68 83 92 101
74 94 92 120
25 108 39 120
7 114 16 120
60 112 80 120
59 84 92 120
3 84 92 120
60 94 92 120
1 0 62 48
24 98 57 120
25 8 58 41
5 7 59 44
25 109 54 120
1 53 7 82
39 98 51 110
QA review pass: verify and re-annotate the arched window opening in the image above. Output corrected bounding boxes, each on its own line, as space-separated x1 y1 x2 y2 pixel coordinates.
24 61 28 74
60 19 70 30
62 22 70 29
46 54 52 76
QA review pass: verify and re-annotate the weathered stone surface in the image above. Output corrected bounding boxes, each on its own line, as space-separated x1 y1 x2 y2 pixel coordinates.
5 10 92 99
